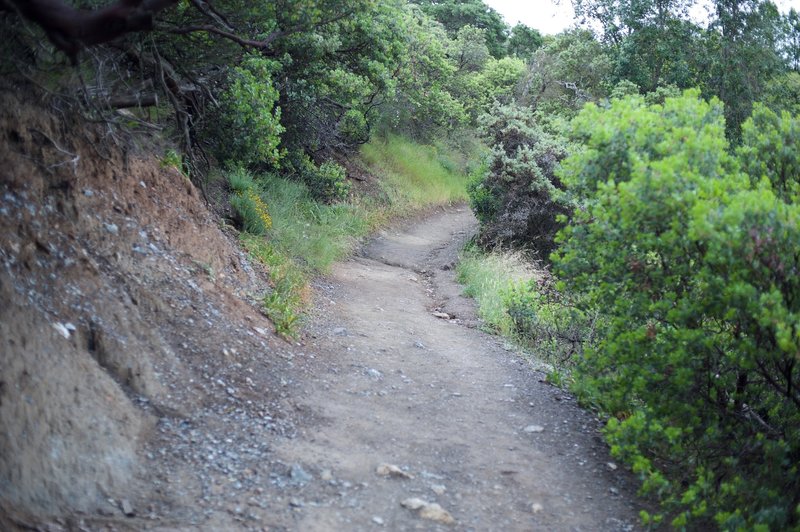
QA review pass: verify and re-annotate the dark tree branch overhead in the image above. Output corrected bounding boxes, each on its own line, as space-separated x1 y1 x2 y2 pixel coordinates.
7 0 180 61
160 24 283 51
5 0 363 64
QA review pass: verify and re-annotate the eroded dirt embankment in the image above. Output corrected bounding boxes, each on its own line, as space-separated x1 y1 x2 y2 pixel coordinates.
0 87 297 528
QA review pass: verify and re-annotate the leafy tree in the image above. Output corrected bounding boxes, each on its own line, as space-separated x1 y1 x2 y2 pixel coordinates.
573 0 706 92
707 0 785 140
507 23 543 59
520 30 613 119
574 0 788 139
456 56 526 122
448 24 491 73
762 71 800 115
781 8 800 71
270 0 407 155
737 103 800 200
205 55 284 168
384 4 467 138
554 91 800 529
573 0 695 45
614 17 706 92
414 0 509 58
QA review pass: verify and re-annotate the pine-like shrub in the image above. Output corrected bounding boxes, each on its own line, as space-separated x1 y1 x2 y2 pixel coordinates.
468 102 571 256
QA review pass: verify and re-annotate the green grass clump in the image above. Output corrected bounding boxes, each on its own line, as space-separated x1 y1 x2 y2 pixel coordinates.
361 135 469 214
240 234 306 337
227 165 257 193
456 245 536 336
236 171 374 337
257 173 374 272
227 167 272 236
456 245 598 372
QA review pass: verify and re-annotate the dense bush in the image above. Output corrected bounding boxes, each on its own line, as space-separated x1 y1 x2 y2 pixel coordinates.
553 91 800 529
206 55 285 169
286 152 351 203
737 103 800 202
468 102 571 255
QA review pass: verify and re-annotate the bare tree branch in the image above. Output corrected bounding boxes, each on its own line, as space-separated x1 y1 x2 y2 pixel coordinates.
159 24 283 50
188 0 234 32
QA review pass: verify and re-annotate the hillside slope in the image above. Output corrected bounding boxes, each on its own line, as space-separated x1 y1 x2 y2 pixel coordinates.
0 86 296 527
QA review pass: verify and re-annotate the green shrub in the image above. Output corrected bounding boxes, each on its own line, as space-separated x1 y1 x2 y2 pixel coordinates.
287 151 351 203
339 109 370 145
206 54 284 169
466 165 499 224
505 280 600 366
762 71 800 117
554 90 800 529
737 103 800 202
160 148 186 175
310 160 351 203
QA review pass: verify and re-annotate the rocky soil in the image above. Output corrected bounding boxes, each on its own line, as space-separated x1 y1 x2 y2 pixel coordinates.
0 88 648 531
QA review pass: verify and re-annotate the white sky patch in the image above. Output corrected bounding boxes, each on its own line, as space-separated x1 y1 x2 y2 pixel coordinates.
485 0 800 36
485 0 576 35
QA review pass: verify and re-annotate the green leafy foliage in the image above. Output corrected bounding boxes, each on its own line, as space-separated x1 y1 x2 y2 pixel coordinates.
270 0 406 155
160 148 185 174
505 279 600 367
762 71 800 117
553 91 800 529
521 30 613 120
287 152 351 203
415 0 509 58
208 55 284 168
507 23 543 60
738 103 800 201
385 6 467 138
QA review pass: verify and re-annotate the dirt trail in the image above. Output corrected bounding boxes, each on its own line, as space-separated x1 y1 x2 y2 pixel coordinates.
274 206 643 531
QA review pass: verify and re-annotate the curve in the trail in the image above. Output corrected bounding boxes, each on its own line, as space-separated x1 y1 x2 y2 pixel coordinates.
272 206 644 532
